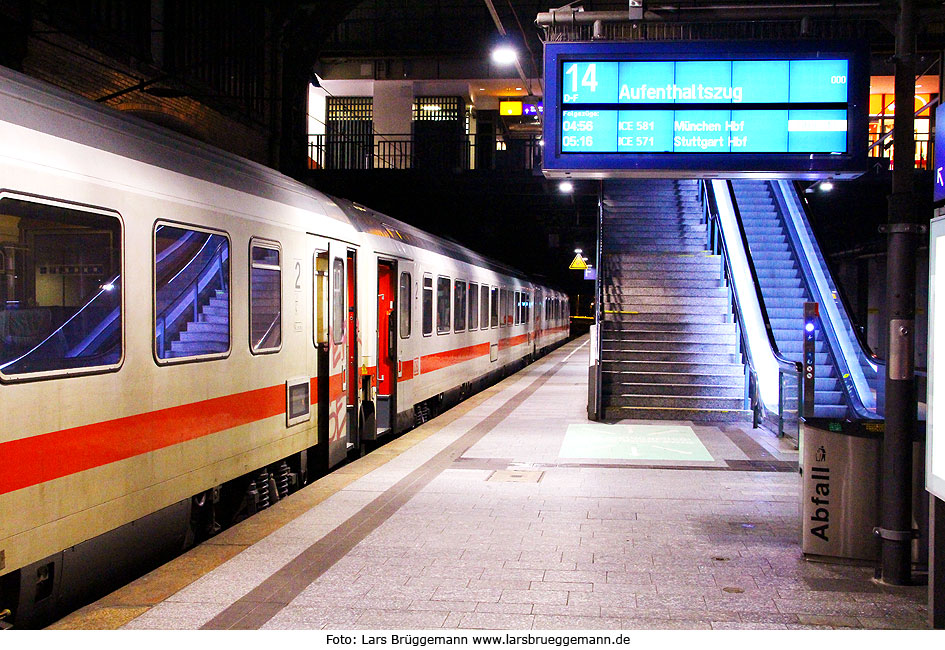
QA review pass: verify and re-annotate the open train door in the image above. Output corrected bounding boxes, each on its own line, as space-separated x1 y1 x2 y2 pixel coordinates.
534 287 542 355
373 259 397 438
312 238 349 469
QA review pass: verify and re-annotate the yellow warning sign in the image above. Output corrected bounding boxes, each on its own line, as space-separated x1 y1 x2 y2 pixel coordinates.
569 254 588 270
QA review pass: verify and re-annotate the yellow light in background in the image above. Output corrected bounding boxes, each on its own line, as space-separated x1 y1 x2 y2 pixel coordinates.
500 101 523 116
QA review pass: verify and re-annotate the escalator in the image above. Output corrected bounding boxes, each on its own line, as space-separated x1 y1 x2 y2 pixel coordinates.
711 179 882 425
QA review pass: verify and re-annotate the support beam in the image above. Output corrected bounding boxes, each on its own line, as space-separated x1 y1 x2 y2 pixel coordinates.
880 0 918 586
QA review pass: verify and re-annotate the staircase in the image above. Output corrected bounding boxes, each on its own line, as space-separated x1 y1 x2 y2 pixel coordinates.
168 289 229 357
600 179 749 421
731 180 846 418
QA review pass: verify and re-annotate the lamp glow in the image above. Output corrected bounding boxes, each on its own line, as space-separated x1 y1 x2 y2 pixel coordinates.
559 181 574 193
805 322 815 332
820 181 834 191
491 46 517 65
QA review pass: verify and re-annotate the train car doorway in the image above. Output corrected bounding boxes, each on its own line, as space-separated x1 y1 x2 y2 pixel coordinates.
346 249 359 452
375 260 397 436
312 239 349 469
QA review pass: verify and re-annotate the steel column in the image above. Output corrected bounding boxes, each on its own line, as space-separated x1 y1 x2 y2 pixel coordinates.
880 0 918 586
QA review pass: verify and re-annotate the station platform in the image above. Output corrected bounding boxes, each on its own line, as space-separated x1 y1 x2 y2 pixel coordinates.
51 336 928 631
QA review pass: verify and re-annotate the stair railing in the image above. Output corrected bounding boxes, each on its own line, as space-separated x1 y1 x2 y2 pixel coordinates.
702 180 804 439
771 180 880 419
156 241 229 357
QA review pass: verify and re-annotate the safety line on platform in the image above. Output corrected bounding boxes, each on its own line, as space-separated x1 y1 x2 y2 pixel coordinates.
199 338 582 630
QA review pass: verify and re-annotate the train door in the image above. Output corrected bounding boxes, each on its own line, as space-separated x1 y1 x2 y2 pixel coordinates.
313 239 349 469
534 287 542 354
346 249 359 452
376 260 396 436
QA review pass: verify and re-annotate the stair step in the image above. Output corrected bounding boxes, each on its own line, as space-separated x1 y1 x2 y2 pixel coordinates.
603 350 740 363
602 330 737 344
602 405 751 422
603 370 744 386
603 321 736 334
602 360 744 374
601 339 737 353
605 382 745 397
604 394 746 410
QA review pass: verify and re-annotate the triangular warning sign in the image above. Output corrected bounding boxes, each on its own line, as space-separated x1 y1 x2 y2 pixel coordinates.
569 254 588 270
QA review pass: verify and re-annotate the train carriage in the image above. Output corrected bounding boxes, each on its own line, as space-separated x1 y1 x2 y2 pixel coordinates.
0 66 568 628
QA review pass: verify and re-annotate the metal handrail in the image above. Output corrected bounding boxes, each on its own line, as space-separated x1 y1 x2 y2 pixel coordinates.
0 274 121 371
156 241 228 356
722 181 804 375
772 180 879 420
790 180 885 370
703 181 801 436
253 310 280 351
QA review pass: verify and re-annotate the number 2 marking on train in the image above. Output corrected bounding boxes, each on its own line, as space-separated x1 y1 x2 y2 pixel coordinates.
295 261 301 289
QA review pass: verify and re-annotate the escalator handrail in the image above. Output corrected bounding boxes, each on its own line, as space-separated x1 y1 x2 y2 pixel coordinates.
790 180 884 370
772 180 877 418
156 240 228 328
0 274 121 371
713 181 801 374
704 181 799 417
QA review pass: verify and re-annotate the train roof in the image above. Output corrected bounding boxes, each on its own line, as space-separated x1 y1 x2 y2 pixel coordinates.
0 66 561 294
0 66 343 222
333 197 539 283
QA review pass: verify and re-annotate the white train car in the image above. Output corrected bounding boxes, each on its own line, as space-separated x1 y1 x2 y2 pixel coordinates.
0 67 568 627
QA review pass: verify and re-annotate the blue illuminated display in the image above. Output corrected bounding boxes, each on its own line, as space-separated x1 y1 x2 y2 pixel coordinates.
542 41 868 179
559 59 849 154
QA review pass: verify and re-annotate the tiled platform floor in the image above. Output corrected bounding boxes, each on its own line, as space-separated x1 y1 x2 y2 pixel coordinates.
54 336 929 630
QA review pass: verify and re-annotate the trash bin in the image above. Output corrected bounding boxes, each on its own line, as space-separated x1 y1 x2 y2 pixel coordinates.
799 417 883 562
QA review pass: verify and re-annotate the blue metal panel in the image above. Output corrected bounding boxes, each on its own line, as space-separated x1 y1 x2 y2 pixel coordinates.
542 41 869 179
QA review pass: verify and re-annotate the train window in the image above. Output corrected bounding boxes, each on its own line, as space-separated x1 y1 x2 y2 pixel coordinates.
249 240 281 354
468 282 478 331
498 289 506 328
523 291 530 324
399 272 411 339
154 222 229 362
453 280 466 332
0 195 123 378
314 252 329 346
480 285 489 330
332 258 345 344
514 291 521 325
490 287 498 328
436 276 451 334
422 275 433 336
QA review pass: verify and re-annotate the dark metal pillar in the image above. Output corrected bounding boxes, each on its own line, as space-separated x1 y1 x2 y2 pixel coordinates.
880 0 918 585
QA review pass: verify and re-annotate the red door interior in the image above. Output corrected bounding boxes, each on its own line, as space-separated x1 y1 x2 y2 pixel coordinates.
346 251 358 444
377 264 393 396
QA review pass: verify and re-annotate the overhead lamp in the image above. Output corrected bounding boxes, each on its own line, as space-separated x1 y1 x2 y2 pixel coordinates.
491 45 518 65
820 180 834 191
559 181 574 193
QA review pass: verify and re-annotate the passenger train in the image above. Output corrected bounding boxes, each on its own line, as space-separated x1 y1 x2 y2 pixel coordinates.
0 67 569 627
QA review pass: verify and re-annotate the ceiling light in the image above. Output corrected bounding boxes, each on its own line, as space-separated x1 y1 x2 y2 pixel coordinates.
491 46 517 65
515 87 522 91
560 181 574 193
820 180 834 191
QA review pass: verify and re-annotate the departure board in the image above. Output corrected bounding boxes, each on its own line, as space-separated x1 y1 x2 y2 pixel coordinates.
542 42 868 179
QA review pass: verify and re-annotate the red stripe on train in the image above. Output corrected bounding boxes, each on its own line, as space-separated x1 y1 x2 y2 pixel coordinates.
0 384 286 495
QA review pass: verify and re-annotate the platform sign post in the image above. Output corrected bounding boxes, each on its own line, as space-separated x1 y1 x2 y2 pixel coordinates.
543 41 868 179
803 302 819 418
